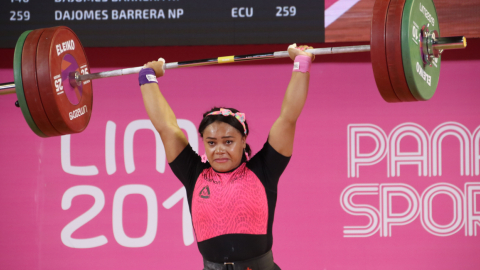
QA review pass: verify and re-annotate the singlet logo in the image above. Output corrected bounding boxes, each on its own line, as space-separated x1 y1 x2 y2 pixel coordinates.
199 185 210 199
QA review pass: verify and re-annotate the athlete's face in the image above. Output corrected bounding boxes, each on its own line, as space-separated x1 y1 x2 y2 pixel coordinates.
202 121 246 172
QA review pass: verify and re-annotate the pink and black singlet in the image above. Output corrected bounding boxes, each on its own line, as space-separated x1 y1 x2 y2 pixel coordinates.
169 141 290 263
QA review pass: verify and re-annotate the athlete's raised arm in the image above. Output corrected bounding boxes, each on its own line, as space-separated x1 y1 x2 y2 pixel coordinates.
140 59 188 162
268 45 314 157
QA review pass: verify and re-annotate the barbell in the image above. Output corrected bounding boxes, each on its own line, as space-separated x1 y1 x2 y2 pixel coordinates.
0 0 467 138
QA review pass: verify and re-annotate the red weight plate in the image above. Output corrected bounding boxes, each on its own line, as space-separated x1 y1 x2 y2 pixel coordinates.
22 28 62 137
36 26 93 135
371 0 400 103
385 0 417 101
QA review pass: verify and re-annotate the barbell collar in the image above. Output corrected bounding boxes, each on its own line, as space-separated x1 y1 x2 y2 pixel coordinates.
433 36 467 51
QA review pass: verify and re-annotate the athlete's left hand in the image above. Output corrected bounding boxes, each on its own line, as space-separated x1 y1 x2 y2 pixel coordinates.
288 44 315 61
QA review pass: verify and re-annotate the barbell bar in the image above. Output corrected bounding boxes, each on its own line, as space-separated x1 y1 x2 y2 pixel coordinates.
0 83 15 95
0 44 373 95
0 39 463 94
73 45 373 83
0 0 468 138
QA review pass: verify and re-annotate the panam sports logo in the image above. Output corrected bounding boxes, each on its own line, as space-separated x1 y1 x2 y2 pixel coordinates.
342 122 480 237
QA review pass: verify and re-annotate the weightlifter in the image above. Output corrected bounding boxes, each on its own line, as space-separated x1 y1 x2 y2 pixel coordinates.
138 44 314 270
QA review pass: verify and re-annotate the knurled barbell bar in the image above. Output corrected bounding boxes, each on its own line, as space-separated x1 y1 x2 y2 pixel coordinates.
0 0 468 138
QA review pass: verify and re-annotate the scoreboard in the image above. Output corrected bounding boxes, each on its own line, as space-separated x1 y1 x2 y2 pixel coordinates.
2 0 325 48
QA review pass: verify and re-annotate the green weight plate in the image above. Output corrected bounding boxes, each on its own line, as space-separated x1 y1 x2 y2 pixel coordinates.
14 30 47 137
401 0 441 100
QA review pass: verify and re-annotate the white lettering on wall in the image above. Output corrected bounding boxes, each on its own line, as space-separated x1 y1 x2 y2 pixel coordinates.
348 124 387 178
124 120 166 174
340 184 380 237
61 185 107 248
348 122 478 177
106 121 116 175
465 182 480 236
420 183 464 236
112 185 158 247
388 123 429 177
430 122 471 176
162 186 194 246
380 184 420 237
61 135 99 176
341 182 480 237
62 118 197 176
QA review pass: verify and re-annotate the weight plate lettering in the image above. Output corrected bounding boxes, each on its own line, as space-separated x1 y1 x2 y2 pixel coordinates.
36 26 93 135
401 0 440 100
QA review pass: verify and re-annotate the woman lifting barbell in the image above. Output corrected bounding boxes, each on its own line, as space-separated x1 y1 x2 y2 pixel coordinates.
138 44 314 270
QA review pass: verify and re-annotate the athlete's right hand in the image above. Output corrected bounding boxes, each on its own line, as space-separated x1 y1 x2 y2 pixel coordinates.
144 57 165 77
